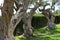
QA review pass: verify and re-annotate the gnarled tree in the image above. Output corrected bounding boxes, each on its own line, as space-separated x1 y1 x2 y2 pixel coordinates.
0 0 58 40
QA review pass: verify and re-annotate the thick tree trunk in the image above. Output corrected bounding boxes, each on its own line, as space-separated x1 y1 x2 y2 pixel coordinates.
8 0 29 39
42 10 56 30
14 0 34 37
1 0 29 40
23 13 33 37
23 2 41 37
14 0 33 37
47 13 56 30
0 0 14 40
8 7 24 40
0 19 4 40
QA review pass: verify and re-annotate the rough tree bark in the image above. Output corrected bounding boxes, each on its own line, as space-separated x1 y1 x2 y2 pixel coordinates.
0 0 30 40
46 10 56 30
0 0 55 40
14 0 33 37
7 0 29 40
0 0 14 40
0 19 4 40
42 9 56 30
39 4 56 30
22 1 42 37
14 0 41 37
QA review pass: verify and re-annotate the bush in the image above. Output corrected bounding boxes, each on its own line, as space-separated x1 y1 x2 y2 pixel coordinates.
55 16 60 24
32 16 47 28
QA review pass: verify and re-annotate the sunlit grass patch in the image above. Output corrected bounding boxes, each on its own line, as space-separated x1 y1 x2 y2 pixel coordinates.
15 36 20 40
15 24 60 40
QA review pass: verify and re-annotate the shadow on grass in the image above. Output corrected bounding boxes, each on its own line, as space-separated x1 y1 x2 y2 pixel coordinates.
19 36 52 40
15 24 60 40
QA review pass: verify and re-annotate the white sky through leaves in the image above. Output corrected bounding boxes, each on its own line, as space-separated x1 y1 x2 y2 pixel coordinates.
0 0 60 16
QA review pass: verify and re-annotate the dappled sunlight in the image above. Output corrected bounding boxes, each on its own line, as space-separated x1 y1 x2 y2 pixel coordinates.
15 24 60 40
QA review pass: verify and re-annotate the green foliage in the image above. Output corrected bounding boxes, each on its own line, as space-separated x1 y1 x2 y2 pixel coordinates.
54 13 60 16
33 14 60 17
15 24 60 40
32 15 47 28
33 14 44 17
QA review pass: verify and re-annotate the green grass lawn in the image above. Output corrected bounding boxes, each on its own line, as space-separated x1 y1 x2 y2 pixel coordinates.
33 14 60 17
15 24 60 40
